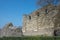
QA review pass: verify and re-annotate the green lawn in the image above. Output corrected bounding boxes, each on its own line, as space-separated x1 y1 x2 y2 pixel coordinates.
0 36 60 40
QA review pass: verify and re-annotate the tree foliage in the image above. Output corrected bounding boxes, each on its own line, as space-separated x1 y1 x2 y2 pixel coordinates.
37 0 60 6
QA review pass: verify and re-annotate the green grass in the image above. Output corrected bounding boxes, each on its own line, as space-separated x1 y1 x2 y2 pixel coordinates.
0 36 60 40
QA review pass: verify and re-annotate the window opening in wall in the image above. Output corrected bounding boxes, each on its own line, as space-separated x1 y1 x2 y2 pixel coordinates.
29 16 31 20
45 9 48 14
37 12 39 16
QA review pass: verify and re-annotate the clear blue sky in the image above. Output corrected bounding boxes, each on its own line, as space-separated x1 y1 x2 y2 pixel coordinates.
0 0 38 28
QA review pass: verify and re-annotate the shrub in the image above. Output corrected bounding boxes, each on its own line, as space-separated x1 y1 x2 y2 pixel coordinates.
0 36 60 40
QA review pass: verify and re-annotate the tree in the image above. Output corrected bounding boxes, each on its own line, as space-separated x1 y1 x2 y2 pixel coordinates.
37 0 60 6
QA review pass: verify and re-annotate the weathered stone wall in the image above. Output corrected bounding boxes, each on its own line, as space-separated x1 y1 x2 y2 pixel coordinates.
22 4 60 36
22 14 54 36
0 23 22 37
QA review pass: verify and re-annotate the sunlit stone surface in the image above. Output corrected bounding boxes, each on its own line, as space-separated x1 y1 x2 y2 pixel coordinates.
22 4 60 36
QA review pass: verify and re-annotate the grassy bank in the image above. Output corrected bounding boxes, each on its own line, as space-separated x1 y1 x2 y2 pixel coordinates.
0 36 60 40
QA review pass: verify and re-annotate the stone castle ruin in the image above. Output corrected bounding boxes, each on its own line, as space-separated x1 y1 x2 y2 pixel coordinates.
0 23 23 37
0 4 60 37
22 4 60 36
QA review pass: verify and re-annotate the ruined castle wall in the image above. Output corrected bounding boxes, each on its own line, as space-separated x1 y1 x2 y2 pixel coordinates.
22 11 54 36
0 23 22 37
22 5 60 36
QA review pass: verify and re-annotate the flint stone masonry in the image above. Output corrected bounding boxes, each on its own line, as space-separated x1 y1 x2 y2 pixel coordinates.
22 4 60 36
0 23 23 37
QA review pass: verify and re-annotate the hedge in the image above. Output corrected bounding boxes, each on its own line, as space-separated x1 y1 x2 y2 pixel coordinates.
0 36 60 40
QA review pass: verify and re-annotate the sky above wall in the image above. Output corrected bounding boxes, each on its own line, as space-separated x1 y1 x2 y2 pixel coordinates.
0 0 38 28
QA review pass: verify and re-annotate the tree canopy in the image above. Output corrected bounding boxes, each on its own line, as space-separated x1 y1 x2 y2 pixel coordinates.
37 0 60 6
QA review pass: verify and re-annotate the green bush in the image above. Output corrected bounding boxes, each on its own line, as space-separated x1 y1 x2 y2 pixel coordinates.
0 36 60 40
